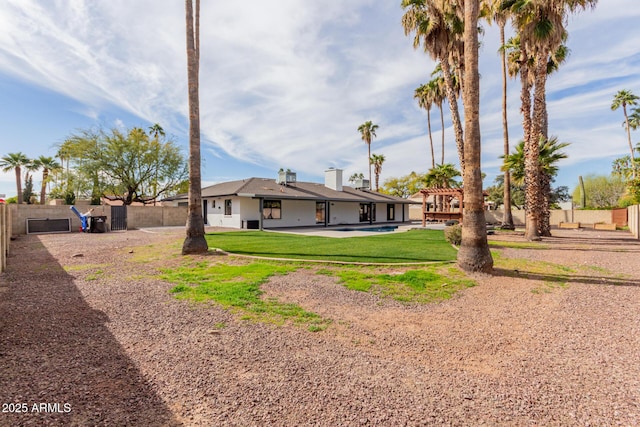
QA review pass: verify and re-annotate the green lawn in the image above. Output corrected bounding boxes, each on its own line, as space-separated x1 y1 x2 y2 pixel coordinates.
205 229 457 263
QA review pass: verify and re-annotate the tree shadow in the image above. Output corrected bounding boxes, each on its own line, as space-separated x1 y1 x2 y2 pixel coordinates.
0 237 181 426
491 267 640 288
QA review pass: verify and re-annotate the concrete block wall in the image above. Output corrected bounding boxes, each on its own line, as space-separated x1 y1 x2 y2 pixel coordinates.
9 204 187 235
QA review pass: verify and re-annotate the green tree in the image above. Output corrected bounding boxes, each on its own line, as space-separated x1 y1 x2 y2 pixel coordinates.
612 89 639 177
357 121 379 190
183 0 208 254
348 172 365 185
402 0 465 172
370 154 386 192
381 172 426 198
60 127 187 205
572 174 627 208
0 152 30 204
456 0 493 273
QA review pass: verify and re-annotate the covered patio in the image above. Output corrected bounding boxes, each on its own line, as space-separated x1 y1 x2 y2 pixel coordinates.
420 187 464 226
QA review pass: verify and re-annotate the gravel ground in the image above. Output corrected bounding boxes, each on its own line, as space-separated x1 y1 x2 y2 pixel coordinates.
1 227 639 426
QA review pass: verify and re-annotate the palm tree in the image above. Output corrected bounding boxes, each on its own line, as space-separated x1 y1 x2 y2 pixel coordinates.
612 89 639 178
628 107 640 131
456 0 493 273
182 0 208 255
503 0 597 240
32 156 61 205
148 123 166 205
401 0 466 173
357 121 379 190
414 84 435 168
481 0 515 229
370 154 386 192
148 123 165 139
503 137 569 236
429 75 446 165
425 163 461 212
0 152 30 204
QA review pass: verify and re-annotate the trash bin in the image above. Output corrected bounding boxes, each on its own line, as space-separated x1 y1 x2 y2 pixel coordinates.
89 216 107 233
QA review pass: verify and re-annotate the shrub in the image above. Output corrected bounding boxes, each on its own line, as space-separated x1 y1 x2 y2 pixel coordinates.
444 224 462 246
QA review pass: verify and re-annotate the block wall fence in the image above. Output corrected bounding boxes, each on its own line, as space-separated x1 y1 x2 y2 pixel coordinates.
8 204 187 236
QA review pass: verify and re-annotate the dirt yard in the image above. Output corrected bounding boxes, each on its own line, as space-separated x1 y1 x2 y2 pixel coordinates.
1 227 639 426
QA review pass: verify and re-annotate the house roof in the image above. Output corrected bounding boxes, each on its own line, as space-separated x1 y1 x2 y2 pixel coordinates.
187 177 418 204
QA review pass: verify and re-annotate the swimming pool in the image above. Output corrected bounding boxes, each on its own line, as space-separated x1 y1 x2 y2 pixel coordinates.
335 225 399 233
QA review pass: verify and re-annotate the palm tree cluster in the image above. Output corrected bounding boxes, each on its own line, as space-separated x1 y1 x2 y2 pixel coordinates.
500 0 597 240
400 0 599 269
0 153 61 205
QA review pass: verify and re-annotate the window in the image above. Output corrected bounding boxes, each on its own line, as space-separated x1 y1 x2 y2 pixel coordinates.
387 204 395 221
263 200 281 220
316 202 326 223
224 199 232 215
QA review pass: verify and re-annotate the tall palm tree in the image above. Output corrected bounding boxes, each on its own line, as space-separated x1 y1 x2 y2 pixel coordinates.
370 154 386 192
430 75 447 165
414 84 435 168
182 0 208 255
0 152 30 204
457 0 493 273
148 123 166 205
357 121 379 190
32 156 61 205
401 0 466 173
481 0 514 229
612 89 639 178
503 0 597 240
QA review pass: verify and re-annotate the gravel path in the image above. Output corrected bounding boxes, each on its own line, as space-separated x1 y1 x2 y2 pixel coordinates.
1 227 639 426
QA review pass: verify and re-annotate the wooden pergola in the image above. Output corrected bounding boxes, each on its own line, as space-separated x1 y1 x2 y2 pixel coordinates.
420 187 464 226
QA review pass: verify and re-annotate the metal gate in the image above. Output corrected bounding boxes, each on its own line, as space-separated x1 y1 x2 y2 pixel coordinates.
110 206 127 231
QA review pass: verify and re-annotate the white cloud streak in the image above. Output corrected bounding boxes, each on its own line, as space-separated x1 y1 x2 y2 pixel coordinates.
0 0 638 192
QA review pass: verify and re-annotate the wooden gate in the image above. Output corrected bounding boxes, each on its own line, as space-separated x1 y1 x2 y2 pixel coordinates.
110 206 127 231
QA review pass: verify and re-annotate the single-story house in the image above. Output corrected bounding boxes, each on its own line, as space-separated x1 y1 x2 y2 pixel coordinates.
165 168 417 229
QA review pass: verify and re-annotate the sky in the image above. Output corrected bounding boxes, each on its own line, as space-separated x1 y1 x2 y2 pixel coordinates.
1 0 639 199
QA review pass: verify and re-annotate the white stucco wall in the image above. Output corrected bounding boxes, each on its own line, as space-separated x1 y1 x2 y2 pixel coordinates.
263 199 319 228
205 196 243 228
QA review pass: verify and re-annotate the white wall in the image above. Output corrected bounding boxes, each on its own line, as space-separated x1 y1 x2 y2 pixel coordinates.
205 196 242 228
328 202 360 225
263 199 318 228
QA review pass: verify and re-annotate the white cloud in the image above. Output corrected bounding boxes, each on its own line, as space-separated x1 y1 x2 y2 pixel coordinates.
0 0 638 196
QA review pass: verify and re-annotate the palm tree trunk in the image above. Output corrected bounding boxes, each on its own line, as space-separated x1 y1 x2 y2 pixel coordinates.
427 108 435 169
624 106 637 179
499 22 514 229
15 166 23 205
457 0 493 273
440 105 445 165
440 59 465 174
40 169 49 205
524 55 548 241
367 142 372 190
182 0 208 255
